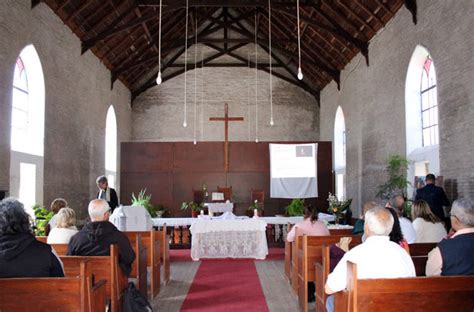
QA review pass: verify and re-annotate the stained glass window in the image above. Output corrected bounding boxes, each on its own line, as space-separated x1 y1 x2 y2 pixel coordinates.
420 57 439 146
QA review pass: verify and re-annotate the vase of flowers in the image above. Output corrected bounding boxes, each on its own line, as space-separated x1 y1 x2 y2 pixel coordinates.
327 193 352 225
247 199 264 217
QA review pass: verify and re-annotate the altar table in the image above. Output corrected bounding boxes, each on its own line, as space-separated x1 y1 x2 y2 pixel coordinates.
189 219 268 261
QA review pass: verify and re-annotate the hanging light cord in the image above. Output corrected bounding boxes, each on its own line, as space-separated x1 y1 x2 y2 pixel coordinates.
156 0 163 84
254 11 258 143
183 0 189 127
296 0 303 80
193 15 198 144
268 0 273 126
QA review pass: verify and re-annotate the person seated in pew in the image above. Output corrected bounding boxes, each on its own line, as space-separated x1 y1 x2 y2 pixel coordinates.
67 199 135 276
47 207 78 244
325 206 415 312
287 205 330 302
388 195 416 243
426 198 474 276
411 199 447 243
352 201 378 235
286 205 330 242
45 198 68 236
386 207 410 253
0 198 64 278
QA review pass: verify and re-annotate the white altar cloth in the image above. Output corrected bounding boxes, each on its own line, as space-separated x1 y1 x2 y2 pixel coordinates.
190 219 268 261
204 202 234 214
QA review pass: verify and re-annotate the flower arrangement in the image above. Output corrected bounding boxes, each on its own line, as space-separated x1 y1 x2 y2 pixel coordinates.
32 204 54 236
327 193 352 223
181 201 203 212
286 198 305 216
131 188 161 218
248 199 263 212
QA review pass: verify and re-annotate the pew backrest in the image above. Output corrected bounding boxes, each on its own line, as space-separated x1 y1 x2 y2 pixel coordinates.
284 223 293 281
155 225 170 285
342 261 474 312
0 260 107 312
60 245 127 312
409 242 437 256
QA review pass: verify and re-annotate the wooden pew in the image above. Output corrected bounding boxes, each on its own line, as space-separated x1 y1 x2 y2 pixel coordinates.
36 236 47 243
408 242 436 276
125 231 161 299
156 225 170 285
298 235 362 312
61 245 127 312
315 245 332 312
0 260 107 312
335 261 474 312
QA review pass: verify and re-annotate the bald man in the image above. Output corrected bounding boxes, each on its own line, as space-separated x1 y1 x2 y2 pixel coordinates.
67 199 135 275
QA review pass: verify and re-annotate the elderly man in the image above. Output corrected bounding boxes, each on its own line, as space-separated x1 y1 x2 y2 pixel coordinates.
96 175 119 212
426 198 474 276
325 206 415 311
389 195 416 243
67 199 135 275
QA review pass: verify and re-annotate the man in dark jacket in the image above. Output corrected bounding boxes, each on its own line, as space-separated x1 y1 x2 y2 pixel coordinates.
415 174 450 222
67 199 135 276
0 198 64 278
96 175 119 212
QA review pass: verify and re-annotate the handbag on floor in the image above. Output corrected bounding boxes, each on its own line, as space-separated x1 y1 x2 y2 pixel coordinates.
122 282 153 312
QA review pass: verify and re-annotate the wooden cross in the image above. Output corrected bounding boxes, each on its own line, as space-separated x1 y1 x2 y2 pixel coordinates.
209 103 244 172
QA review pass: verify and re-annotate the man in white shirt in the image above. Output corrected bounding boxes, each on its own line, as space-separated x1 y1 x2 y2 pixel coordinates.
325 206 415 311
390 195 416 243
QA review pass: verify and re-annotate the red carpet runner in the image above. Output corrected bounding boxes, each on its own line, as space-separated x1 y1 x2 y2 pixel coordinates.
180 259 269 312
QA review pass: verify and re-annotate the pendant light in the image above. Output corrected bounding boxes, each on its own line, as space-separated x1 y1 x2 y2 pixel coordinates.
193 15 198 144
254 11 259 143
156 0 163 85
183 0 189 128
268 0 274 126
296 0 303 80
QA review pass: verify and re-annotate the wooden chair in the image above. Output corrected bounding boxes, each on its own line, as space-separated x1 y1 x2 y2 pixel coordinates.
192 189 205 204
60 245 127 312
217 186 232 201
122 233 148 298
156 225 170 285
409 242 437 276
335 261 474 312
251 189 265 205
297 234 362 312
125 231 161 299
0 260 107 312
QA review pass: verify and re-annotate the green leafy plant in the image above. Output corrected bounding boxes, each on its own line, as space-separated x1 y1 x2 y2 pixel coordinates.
286 198 305 216
131 189 159 218
376 154 411 200
181 201 203 212
32 204 54 236
247 199 263 212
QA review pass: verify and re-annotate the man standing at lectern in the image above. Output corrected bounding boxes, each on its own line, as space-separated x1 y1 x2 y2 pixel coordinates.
96 175 119 213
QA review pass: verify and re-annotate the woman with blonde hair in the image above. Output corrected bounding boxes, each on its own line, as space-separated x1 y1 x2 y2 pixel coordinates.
47 207 78 244
411 199 447 243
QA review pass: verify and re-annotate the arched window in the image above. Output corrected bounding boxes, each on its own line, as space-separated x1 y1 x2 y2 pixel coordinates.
420 57 438 146
334 106 346 200
105 105 117 188
405 46 440 197
10 45 45 214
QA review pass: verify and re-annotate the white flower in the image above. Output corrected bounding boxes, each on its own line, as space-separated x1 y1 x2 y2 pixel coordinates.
254 199 258 203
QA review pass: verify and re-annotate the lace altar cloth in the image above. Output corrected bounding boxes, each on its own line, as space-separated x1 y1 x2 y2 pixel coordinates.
190 219 268 260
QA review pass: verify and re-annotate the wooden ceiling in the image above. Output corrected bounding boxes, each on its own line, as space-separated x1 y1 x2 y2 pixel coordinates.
33 0 417 102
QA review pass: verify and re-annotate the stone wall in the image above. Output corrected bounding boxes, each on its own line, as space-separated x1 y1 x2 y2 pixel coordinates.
132 67 320 142
320 0 474 212
0 0 132 219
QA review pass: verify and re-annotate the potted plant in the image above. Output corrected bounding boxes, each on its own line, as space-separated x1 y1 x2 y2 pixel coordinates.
131 189 159 217
247 199 264 217
327 193 352 225
286 198 305 216
32 204 54 236
181 201 202 218
376 154 411 200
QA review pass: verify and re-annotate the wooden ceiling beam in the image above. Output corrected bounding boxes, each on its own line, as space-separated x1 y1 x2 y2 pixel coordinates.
168 62 281 67
137 0 320 7
336 0 376 35
352 0 383 28
111 9 222 84
65 0 94 24
131 43 247 100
